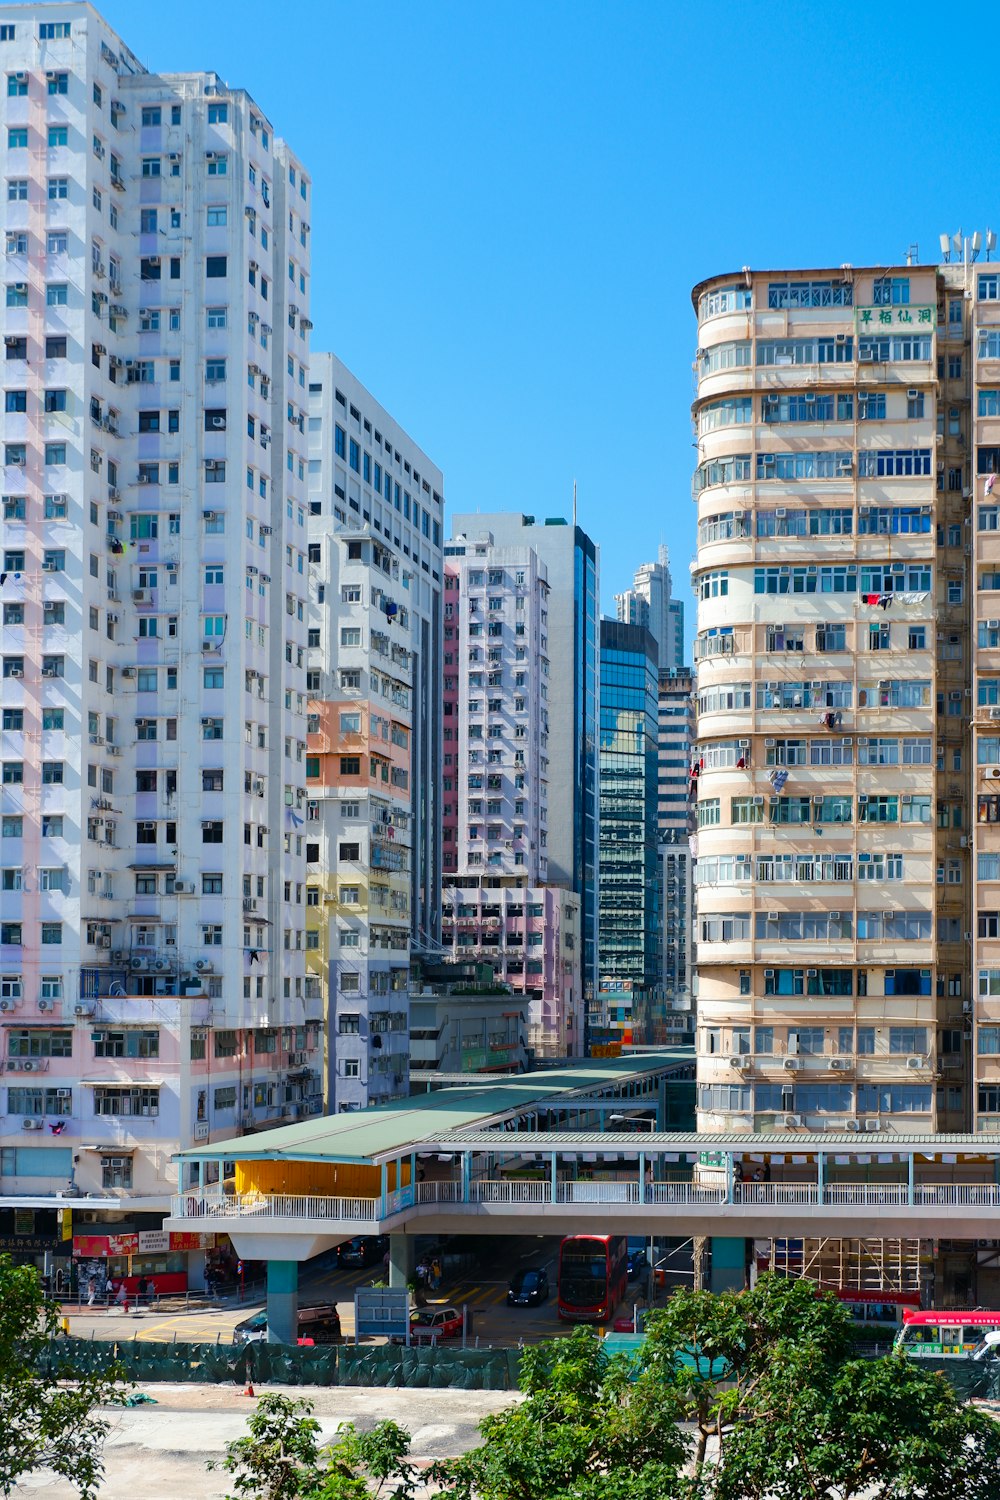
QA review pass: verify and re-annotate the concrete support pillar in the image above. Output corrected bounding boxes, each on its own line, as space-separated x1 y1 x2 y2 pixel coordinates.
266 1259 298 1344
550 1152 558 1204
388 1233 415 1290
907 1152 914 1206
817 1152 825 1204
710 1237 747 1293
380 1162 388 1217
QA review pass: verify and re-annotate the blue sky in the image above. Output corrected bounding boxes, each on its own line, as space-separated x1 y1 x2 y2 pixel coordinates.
99 0 986 642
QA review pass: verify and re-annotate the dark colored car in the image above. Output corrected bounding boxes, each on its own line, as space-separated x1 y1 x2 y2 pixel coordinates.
233 1303 342 1345
626 1246 649 1280
507 1267 550 1306
337 1235 389 1268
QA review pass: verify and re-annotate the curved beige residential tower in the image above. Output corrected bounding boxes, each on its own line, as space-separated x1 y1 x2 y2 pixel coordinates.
690 264 974 1136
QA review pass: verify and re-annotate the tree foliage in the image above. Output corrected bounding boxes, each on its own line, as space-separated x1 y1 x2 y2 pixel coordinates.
214 1394 420 1500
0 1253 127 1499
430 1325 697 1500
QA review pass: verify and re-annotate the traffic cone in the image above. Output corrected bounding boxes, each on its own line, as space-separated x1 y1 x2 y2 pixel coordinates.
242 1380 255 1397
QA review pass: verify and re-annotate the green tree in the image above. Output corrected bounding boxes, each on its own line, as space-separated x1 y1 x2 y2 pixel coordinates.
214 1395 420 1500
642 1272 855 1472
432 1324 696 1500
0 1253 127 1499
643 1273 1000 1498
309 1419 420 1500
212 1394 323 1500
713 1339 1000 1500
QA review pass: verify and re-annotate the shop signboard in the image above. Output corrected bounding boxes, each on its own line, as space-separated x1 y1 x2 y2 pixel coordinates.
72 1233 139 1258
137 1230 169 1254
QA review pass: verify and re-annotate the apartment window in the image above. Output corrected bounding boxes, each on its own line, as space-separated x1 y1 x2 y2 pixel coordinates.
206 256 227 278
95 1087 159 1118
47 73 68 95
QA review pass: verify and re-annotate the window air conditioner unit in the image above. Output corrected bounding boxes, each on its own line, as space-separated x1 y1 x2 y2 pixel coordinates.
813 794 825 804
752 794 764 805
836 332 848 343
764 968 775 978
729 1055 748 1070
738 738 750 748
989 709 1000 721
806 968 818 977
765 738 776 748
111 950 124 962
845 1118 861 1131
783 1057 801 1071
195 959 214 973
830 1058 849 1070
97 935 112 948
767 911 780 920
864 1118 882 1132
782 1114 801 1127
775 506 787 518
907 388 919 399
173 880 194 894
132 956 148 970
906 1056 923 1070
132 589 147 602
22 1118 43 1130
74 1003 94 1017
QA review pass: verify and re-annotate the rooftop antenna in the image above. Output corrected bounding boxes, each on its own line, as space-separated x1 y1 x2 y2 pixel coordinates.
572 479 577 528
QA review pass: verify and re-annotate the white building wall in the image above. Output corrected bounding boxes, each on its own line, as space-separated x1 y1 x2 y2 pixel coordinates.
0 2 318 1213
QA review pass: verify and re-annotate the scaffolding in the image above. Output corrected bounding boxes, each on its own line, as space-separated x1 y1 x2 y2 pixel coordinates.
768 1236 922 1294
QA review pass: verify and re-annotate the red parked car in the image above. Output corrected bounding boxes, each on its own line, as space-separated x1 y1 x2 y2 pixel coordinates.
408 1306 463 1343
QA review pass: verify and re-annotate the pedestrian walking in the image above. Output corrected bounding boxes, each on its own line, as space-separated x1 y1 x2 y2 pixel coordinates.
430 1256 442 1291
137 1275 148 1305
86 1277 96 1307
115 1282 128 1313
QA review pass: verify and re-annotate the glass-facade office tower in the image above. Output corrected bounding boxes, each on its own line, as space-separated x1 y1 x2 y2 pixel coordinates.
691 261 976 1134
451 512 599 1027
597 620 660 1039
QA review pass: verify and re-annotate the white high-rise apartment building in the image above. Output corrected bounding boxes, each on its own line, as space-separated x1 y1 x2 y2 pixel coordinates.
306 353 444 1108
0 3 320 1264
441 528 582 1056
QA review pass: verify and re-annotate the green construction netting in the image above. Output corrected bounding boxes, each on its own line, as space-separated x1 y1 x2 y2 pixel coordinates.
39 1337 520 1390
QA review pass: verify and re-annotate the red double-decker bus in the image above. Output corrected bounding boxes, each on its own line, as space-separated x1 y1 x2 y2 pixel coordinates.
557 1234 628 1322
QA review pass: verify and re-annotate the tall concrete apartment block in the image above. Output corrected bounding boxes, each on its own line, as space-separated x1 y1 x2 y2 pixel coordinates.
615 544 684 673
451 512 599 1023
442 530 582 1057
690 260 992 1136
306 353 444 1108
0 2 319 1240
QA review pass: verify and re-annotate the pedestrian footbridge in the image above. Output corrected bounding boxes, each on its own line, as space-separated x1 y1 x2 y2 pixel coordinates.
162 1050 1000 1339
